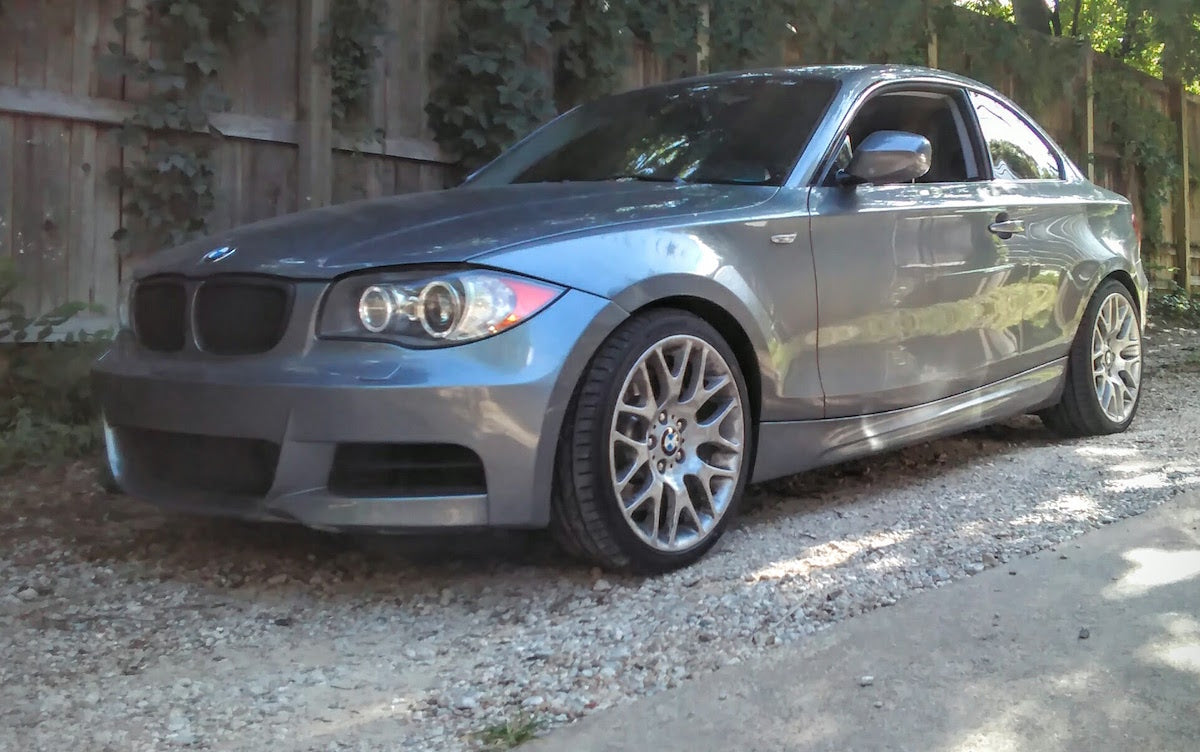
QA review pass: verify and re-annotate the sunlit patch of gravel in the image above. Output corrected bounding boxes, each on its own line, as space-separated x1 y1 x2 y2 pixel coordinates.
2 324 1197 751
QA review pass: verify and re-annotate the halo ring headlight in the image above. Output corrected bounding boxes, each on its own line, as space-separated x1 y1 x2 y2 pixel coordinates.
418 280 462 338
358 285 395 334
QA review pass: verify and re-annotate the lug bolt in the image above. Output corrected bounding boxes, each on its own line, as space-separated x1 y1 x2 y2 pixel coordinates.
647 435 657 449
676 419 685 429
676 450 685 461
659 412 668 424
657 460 666 472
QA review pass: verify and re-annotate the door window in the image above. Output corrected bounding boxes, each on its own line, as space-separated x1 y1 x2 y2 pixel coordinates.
829 90 979 185
969 92 1062 181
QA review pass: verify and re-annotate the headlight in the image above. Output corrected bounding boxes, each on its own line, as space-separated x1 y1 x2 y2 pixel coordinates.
319 268 564 347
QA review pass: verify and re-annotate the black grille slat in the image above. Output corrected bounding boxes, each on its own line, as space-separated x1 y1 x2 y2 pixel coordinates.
133 280 187 352
195 281 291 356
329 444 487 498
115 427 280 497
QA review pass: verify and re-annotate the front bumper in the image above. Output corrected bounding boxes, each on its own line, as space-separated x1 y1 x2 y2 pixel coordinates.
93 288 625 530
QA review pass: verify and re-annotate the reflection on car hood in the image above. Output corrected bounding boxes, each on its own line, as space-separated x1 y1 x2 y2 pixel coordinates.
133 182 777 279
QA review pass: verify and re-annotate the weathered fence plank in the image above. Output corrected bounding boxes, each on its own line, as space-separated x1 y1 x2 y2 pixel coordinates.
0 6 16 271
298 0 333 209
1167 81 1191 292
12 2 49 316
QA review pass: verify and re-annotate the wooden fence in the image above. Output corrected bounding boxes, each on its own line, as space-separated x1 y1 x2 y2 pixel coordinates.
0 1 1197 328
0 0 459 330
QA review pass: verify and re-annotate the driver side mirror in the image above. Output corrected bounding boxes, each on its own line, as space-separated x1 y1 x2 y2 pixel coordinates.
839 130 932 186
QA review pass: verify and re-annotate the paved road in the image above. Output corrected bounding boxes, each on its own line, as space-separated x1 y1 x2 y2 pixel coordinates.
529 493 1200 752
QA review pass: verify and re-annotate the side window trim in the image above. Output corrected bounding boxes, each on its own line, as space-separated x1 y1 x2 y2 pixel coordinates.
960 90 994 181
969 90 1065 182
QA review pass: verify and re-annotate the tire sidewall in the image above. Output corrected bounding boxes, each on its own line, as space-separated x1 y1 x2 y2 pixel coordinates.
582 311 754 572
1072 280 1143 433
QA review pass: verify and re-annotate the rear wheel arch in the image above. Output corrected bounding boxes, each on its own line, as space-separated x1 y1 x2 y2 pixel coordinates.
1104 269 1141 318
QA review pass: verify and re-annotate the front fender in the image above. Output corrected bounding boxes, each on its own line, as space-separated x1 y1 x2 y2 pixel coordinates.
481 228 794 420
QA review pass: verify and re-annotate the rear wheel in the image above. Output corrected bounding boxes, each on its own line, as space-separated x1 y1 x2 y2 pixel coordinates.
1040 280 1143 437
551 309 752 573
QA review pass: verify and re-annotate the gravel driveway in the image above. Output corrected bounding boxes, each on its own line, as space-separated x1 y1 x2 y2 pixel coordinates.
4 324 1198 752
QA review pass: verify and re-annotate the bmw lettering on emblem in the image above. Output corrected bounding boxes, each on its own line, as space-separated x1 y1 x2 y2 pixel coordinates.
203 246 236 263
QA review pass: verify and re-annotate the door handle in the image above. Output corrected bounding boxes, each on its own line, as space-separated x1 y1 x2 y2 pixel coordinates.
988 214 1025 239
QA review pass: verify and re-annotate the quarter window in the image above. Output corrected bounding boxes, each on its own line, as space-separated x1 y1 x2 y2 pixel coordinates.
970 92 1061 180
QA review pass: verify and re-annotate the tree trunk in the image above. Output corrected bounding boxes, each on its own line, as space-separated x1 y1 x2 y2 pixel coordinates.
1012 0 1054 34
1070 0 1083 37
1118 1 1142 59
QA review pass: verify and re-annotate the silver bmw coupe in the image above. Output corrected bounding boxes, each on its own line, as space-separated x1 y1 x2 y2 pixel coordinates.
94 65 1147 572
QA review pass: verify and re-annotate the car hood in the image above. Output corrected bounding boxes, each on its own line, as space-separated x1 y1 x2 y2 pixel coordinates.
134 182 777 280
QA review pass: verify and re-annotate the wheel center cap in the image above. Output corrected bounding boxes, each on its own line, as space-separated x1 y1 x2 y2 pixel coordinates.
660 427 680 455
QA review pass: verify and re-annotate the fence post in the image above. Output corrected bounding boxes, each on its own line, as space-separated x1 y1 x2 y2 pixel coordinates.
298 0 332 209
927 32 938 69
1168 78 1192 293
1084 49 1096 183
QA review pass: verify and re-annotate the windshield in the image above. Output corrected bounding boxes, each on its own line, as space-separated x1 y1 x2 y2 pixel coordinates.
466 75 840 188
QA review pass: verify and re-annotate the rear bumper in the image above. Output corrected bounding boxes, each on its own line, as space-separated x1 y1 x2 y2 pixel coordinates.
93 289 626 530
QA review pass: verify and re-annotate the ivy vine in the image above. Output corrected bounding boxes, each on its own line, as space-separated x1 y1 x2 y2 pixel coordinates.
101 0 271 256
555 1 631 110
426 0 571 170
1092 70 1181 248
318 0 388 128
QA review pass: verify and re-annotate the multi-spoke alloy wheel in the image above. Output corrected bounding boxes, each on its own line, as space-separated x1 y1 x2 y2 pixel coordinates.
1090 292 1142 423
551 310 752 573
1041 279 1144 437
609 335 745 552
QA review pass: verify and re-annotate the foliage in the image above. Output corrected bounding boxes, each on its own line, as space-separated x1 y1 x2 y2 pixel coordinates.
476 714 543 749
0 260 110 475
626 0 704 63
424 0 1084 167
319 0 388 127
786 0 930 68
426 0 571 169
957 0 1200 87
707 0 790 71
937 3 1085 119
1091 70 1180 246
100 0 271 256
1149 281 1200 327
555 1 632 109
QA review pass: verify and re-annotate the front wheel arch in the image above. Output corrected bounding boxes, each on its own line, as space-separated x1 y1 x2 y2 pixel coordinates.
635 296 762 431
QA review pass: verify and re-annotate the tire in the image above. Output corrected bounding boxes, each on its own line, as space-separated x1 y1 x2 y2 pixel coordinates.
1040 279 1144 437
550 309 753 573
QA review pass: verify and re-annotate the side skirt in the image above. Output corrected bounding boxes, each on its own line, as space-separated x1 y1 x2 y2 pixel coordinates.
751 359 1067 483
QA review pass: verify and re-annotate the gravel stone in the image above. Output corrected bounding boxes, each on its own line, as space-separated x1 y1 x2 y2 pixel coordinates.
1 325 1195 751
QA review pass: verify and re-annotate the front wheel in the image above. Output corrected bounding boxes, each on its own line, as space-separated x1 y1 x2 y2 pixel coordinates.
551 309 753 573
1040 279 1144 437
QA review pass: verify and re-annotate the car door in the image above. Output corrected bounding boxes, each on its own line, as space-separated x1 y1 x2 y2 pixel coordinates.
808 86 1027 418
967 90 1086 372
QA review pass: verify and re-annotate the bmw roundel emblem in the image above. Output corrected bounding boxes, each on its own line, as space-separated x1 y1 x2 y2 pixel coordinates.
203 246 236 263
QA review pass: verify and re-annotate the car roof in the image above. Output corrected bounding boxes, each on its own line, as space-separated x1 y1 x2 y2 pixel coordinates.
680 64 988 91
